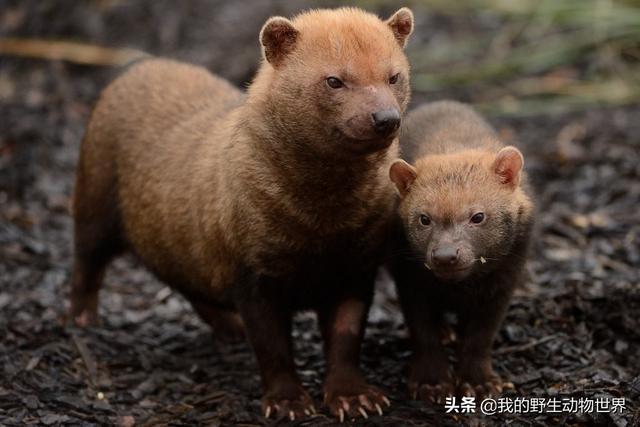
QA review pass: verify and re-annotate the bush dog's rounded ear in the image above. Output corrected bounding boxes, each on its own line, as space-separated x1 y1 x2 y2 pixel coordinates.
493 146 524 189
389 159 418 197
386 7 414 48
260 16 299 67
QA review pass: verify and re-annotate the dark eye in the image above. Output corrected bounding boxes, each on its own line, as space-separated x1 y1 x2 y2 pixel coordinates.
389 73 400 84
470 212 485 224
419 214 431 226
326 77 344 89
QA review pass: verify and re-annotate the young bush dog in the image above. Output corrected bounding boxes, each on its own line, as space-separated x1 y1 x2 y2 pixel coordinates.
71 7 414 421
389 101 534 402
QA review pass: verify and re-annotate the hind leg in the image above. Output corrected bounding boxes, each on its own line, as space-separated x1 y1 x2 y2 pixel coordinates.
69 229 121 326
69 139 123 326
188 299 245 342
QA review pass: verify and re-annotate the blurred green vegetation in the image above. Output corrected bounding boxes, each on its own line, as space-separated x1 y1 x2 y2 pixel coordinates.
357 0 640 115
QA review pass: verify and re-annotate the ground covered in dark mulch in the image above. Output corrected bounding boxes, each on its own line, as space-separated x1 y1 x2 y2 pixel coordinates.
1 1 639 426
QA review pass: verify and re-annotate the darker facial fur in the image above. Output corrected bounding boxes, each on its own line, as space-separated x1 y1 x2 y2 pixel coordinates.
323 73 409 151
389 101 534 402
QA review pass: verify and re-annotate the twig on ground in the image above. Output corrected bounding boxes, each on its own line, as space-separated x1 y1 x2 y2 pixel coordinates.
0 37 148 66
72 333 98 386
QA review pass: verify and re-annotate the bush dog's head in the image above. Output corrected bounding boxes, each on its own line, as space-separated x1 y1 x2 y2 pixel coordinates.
390 147 533 282
255 7 413 156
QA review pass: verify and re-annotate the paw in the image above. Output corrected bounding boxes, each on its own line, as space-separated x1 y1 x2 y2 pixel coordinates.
325 385 390 422
210 312 245 343
67 307 100 327
409 381 455 404
262 388 316 421
458 377 513 399
189 302 245 343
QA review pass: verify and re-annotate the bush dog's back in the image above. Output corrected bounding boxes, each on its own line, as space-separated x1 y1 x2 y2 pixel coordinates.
72 7 414 421
389 101 534 402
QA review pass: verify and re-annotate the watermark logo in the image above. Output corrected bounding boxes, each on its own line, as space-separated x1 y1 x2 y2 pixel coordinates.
444 396 625 415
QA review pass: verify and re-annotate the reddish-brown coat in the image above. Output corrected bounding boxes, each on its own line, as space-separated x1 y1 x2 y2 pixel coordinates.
71 7 414 421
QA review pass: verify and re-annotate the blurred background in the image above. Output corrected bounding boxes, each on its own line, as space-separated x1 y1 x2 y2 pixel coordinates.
3 0 640 114
1 1 639 426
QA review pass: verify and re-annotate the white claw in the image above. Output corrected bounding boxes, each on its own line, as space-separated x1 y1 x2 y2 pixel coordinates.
339 408 345 423
265 406 271 418
382 396 391 407
375 403 383 416
289 410 295 421
358 407 368 419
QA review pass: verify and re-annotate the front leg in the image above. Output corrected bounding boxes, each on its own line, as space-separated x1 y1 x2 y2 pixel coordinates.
456 291 512 398
395 274 454 403
318 292 389 421
235 273 315 420
406 308 455 403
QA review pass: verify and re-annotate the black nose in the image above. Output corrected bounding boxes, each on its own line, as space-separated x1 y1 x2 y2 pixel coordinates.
432 246 460 266
372 109 401 136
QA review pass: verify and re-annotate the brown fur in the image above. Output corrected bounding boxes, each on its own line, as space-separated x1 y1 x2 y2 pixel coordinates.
389 101 534 401
71 7 413 420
